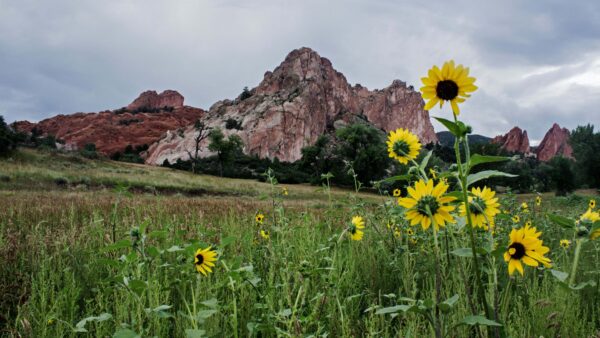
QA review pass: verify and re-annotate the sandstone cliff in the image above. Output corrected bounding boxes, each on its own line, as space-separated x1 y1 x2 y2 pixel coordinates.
145 47 437 165
536 123 573 161
491 127 531 153
13 91 204 155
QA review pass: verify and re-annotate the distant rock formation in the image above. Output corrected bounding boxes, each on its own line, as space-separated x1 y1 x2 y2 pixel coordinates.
127 90 184 111
491 127 531 154
13 91 204 155
536 123 573 161
145 47 437 165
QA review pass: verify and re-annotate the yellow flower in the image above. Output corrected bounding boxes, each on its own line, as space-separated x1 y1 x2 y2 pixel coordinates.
525 221 532 227
536 196 542 206
459 186 500 229
281 187 288 196
504 225 551 276
420 60 477 115
392 188 401 197
521 202 529 213
409 237 418 245
47 319 55 326
512 215 520 223
260 230 270 240
393 227 402 239
398 179 456 231
406 228 415 236
429 168 437 179
387 128 421 164
194 247 218 276
349 216 365 241
255 213 265 224
590 199 596 209
580 208 600 240
560 239 571 249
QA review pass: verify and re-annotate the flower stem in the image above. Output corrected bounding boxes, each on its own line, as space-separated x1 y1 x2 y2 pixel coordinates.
569 239 583 286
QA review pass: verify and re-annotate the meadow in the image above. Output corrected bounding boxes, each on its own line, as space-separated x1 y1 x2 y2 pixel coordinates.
0 147 599 337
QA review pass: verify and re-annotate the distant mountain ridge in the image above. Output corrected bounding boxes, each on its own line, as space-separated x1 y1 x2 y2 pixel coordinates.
436 131 491 147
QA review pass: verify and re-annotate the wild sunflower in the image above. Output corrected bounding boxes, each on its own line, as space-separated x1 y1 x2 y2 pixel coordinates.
194 247 218 276
525 221 532 227
590 199 596 209
512 215 520 223
459 186 500 229
504 225 551 276
281 187 288 196
521 202 529 213
560 239 571 249
536 196 542 207
387 128 421 164
580 208 600 240
394 228 402 239
393 188 401 197
255 213 265 224
420 60 477 115
406 228 415 236
260 230 270 240
398 179 456 231
429 168 437 179
349 216 365 241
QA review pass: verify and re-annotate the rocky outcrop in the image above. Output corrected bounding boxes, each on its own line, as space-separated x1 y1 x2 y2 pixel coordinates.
491 127 530 153
145 47 437 165
13 91 204 155
536 123 573 161
127 90 184 111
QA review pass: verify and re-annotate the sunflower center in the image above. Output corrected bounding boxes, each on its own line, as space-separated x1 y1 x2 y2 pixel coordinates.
469 197 487 215
508 242 526 260
195 254 204 265
393 141 410 156
436 80 459 101
416 195 440 216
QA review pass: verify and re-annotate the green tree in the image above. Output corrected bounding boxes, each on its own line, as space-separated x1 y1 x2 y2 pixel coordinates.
0 116 18 156
548 156 577 196
570 124 600 188
208 128 243 176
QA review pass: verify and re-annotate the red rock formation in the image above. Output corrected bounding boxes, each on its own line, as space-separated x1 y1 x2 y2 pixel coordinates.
13 91 204 155
536 123 573 161
491 127 530 153
127 90 184 111
145 47 437 164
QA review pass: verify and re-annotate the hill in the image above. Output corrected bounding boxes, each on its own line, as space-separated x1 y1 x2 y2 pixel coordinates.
435 131 491 147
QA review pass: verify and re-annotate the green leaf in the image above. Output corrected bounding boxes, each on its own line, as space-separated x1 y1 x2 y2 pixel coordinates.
381 175 412 184
468 154 512 169
375 305 416 315
220 236 236 248
166 245 184 252
185 329 206 338
126 279 147 297
420 151 433 172
74 313 113 332
451 248 474 258
439 294 459 313
466 170 517 186
278 308 292 317
201 298 219 308
434 117 461 137
547 214 575 229
113 329 141 338
197 309 217 319
569 280 597 290
459 315 502 327
550 269 569 283
101 239 131 253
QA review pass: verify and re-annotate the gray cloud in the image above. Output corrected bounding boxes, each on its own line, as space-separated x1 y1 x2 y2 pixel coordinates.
0 0 599 142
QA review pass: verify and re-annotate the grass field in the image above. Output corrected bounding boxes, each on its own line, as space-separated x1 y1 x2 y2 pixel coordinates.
1 149 599 337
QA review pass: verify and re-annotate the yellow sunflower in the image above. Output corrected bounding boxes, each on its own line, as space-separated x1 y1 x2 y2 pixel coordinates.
387 128 421 164
521 202 529 213
560 239 571 249
194 247 218 276
393 228 401 239
504 225 551 276
459 186 500 229
281 187 288 196
589 199 596 209
536 196 542 207
420 60 477 115
349 216 365 241
406 228 415 236
512 215 520 223
398 179 456 231
255 213 265 224
260 230 270 240
580 208 600 240
393 188 401 197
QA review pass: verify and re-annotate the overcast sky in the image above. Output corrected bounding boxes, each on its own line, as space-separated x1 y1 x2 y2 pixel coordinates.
1 0 599 143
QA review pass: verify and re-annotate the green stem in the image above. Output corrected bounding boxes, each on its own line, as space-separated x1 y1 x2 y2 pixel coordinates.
569 239 583 286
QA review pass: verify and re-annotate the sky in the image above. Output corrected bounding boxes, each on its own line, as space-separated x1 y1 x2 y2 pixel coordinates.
1 0 599 144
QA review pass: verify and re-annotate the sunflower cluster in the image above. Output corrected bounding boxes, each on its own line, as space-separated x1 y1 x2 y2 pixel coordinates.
504 224 551 276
